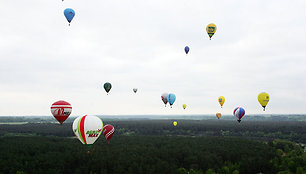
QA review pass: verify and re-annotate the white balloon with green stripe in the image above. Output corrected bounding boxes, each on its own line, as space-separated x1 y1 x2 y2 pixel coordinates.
72 115 103 145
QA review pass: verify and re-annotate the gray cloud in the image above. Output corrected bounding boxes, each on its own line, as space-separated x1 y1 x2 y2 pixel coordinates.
1 0 306 116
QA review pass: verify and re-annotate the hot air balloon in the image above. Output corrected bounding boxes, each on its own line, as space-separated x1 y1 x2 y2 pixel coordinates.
206 23 217 40
216 113 221 119
72 115 103 147
218 96 225 108
182 104 187 109
51 100 72 125
161 93 168 107
184 46 190 55
133 88 138 93
167 93 176 108
233 107 245 123
173 121 177 126
104 82 112 94
64 8 75 26
258 92 270 111
103 124 115 143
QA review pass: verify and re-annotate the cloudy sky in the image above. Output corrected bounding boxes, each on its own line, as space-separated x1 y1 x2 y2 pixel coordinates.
1 0 306 116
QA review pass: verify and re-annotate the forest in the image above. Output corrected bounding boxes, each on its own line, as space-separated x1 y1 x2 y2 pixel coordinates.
0 118 305 174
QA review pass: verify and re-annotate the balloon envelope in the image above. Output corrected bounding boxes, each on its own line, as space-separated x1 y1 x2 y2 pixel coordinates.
167 93 176 106
258 92 269 111
103 124 115 142
72 115 103 145
51 100 72 125
161 93 168 106
216 113 221 119
173 121 177 126
184 46 190 54
182 104 187 109
133 88 137 93
64 8 75 23
104 82 112 93
218 96 225 108
206 23 217 39
233 107 245 122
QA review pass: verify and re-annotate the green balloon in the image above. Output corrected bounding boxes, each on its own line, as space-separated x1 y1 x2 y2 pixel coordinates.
104 82 112 93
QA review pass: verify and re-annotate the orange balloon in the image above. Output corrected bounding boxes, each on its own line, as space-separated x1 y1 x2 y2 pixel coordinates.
216 113 221 119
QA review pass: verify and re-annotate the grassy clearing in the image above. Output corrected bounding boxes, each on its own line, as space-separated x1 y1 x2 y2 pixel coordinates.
0 122 28 125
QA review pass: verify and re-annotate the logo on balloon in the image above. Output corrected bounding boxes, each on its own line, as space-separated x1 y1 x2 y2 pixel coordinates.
53 108 71 116
86 129 102 137
208 26 215 32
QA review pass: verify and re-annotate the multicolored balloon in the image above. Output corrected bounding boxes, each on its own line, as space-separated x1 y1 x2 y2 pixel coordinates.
206 23 217 40
218 96 225 108
184 46 190 55
104 82 112 94
167 93 176 108
64 8 75 26
161 93 168 107
258 92 270 111
51 100 72 125
233 107 245 123
72 115 103 146
216 113 221 119
103 124 115 142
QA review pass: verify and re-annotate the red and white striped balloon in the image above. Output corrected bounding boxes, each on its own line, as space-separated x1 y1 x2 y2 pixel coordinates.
103 124 115 142
51 100 72 125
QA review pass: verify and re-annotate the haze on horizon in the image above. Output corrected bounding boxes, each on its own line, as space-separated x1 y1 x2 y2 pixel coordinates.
1 0 306 116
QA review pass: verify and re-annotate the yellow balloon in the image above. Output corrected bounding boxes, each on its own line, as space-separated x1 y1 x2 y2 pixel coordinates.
258 92 270 111
216 113 221 119
206 23 217 40
182 104 187 109
173 121 177 126
218 96 225 108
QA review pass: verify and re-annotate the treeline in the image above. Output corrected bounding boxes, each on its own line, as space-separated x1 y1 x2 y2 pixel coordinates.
0 120 305 143
1 114 306 123
0 136 305 174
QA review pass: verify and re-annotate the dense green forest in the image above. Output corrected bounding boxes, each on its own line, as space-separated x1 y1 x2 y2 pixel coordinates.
0 136 305 174
1 119 305 143
0 118 305 174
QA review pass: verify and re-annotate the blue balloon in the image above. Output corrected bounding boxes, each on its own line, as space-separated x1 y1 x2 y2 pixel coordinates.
64 8 75 24
167 93 176 107
184 46 190 54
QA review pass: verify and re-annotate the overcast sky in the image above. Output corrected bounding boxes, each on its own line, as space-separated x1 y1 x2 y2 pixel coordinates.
1 0 306 116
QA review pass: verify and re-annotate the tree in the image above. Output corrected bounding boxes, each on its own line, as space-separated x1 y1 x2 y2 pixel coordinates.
206 169 216 174
176 168 188 174
296 167 304 174
232 170 239 174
